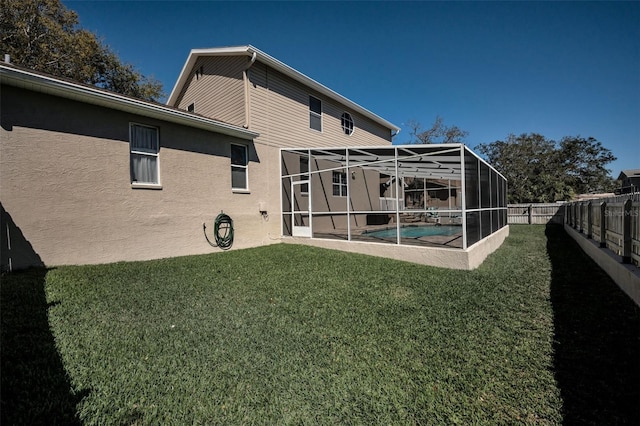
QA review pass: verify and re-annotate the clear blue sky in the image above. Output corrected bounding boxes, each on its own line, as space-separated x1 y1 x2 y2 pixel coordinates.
65 0 639 176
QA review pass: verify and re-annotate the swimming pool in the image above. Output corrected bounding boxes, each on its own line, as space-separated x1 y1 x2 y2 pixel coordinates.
364 225 462 239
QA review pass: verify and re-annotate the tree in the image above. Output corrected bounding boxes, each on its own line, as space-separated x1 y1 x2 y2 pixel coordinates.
557 136 617 195
406 116 469 144
1 0 163 101
476 133 617 203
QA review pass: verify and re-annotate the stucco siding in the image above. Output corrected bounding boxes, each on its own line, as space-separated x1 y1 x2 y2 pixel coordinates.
248 61 392 148
174 56 247 126
1 86 280 270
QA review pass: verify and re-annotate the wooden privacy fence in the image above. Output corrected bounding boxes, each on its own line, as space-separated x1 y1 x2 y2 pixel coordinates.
565 193 640 266
507 203 565 224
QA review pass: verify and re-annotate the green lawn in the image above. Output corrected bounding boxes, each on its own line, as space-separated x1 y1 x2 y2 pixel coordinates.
2 225 639 424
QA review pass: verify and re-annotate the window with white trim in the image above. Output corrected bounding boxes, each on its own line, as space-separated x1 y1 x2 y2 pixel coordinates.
309 95 322 131
341 112 354 135
332 171 347 197
130 123 159 185
231 144 248 190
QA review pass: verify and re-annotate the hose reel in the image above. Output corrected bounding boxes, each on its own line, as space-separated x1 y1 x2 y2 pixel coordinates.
203 212 234 250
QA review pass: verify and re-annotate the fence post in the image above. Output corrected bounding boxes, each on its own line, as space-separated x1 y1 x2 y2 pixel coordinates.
587 201 592 239
599 202 606 248
622 199 632 264
528 204 533 225
578 202 584 233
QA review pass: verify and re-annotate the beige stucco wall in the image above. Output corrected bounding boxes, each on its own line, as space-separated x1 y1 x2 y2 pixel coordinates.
1 85 281 270
466 225 510 269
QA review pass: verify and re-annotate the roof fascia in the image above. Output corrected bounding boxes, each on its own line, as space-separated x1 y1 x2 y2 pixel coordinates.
0 64 258 140
167 45 401 133
166 46 252 105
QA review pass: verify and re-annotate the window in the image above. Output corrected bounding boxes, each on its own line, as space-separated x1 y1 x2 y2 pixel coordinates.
309 95 322 131
300 156 309 194
332 171 347 197
231 144 248 190
130 123 159 185
341 112 354 135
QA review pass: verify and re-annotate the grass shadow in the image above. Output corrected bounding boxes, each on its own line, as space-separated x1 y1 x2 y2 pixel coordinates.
1 268 85 425
546 224 640 424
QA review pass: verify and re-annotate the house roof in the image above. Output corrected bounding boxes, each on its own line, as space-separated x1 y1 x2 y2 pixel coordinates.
0 63 259 140
166 45 401 134
617 169 640 180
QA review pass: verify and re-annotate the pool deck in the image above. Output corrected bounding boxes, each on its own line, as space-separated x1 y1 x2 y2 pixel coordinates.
312 224 464 248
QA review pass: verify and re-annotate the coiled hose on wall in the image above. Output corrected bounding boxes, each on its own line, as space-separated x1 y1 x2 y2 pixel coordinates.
203 212 234 250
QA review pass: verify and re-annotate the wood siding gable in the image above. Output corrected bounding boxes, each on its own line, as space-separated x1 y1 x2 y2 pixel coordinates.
248 61 392 149
174 56 248 127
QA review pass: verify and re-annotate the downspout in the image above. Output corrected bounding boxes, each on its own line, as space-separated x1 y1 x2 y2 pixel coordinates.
243 51 257 129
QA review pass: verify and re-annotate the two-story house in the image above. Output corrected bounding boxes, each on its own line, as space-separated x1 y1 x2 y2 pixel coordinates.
0 47 402 270
166 46 508 269
617 169 640 194
2 46 508 271
166 45 401 238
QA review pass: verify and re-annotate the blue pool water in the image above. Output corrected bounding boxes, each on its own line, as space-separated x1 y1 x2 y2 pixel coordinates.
364 225 462 239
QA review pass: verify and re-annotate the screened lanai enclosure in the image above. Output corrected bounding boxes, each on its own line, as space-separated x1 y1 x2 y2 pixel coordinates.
281 144 507 250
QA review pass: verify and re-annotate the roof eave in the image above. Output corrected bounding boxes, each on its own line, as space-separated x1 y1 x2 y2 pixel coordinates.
167 46 252 107
1 65 258 140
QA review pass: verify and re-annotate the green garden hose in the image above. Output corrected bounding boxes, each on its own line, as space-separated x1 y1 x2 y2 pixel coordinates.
203 212 234 250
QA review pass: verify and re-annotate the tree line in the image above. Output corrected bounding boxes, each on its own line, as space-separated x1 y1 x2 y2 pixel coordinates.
475 134 617 203
405 117 617 203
